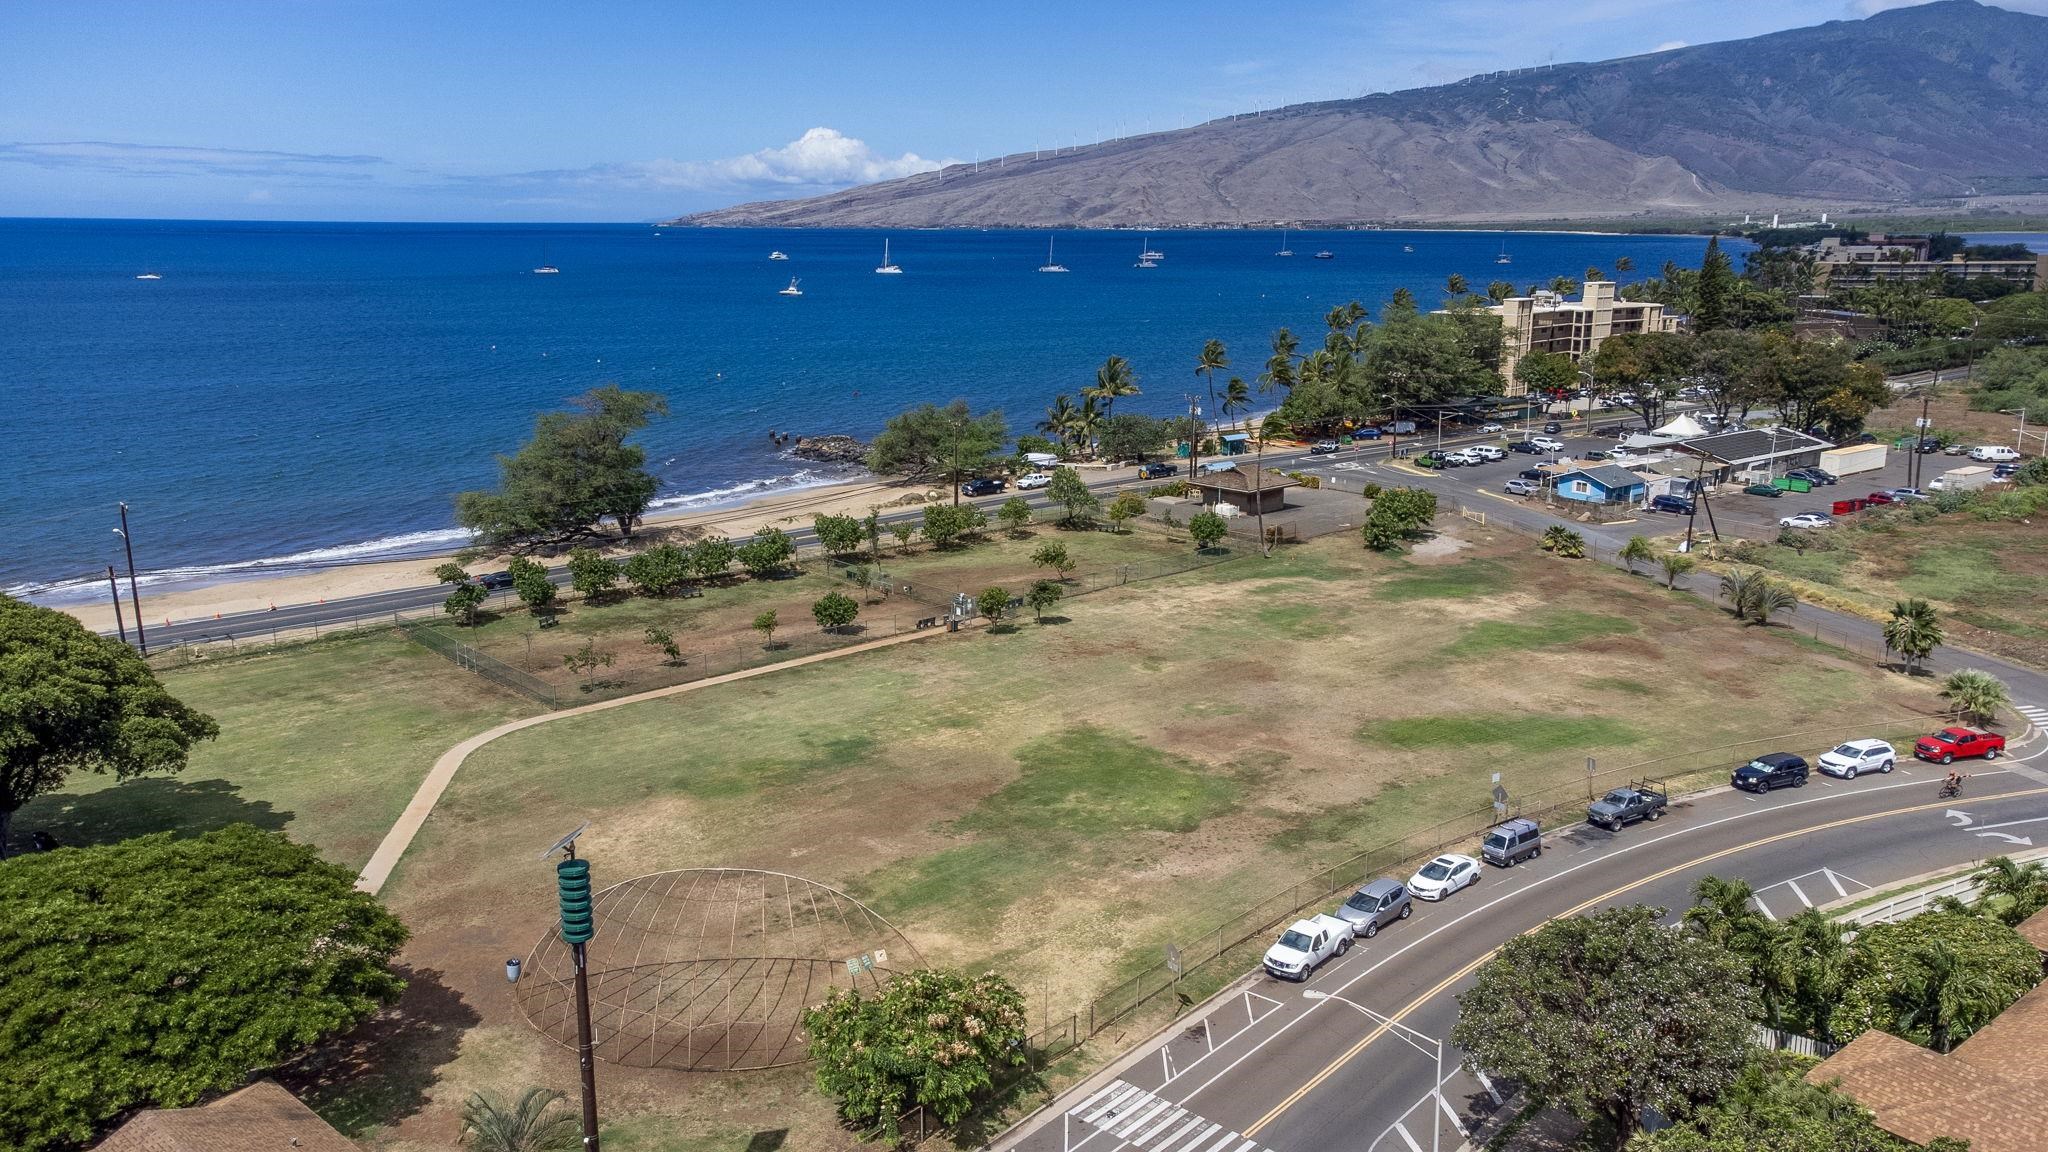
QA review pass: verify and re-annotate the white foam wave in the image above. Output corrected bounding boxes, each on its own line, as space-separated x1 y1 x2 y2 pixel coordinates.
10 527 474 604
646 469 840 512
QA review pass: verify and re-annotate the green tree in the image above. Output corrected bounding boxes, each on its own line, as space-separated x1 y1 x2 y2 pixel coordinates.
1973 855 2048 926
1220 375 1252 430
1829 911 2038 1051
998 496 1033 535
1585 265 1604 282
454 385 668 546
1883 599 1943 676
1047 466 1100 526
862 510 884 559
443 577 488 626
459 1087 581 1152
1939 668 2008 726
1107 490 1148 532
1026 579 1064 622
1188 509 1228 549
1098 413 1171 462
507 555 558 614
1386 286 1418 316
888 520 917 554
1693 235 1735 330
1614 256 1634 274
812 591 859 632
1720 568 1796 624
752 609 779 649
1486 280 1516 304
1550 275 1581 296
1541 525 1587 558
736 527 796 577
0 825 406 1149
803 968 1028 1139
433 560 471 585
920 503 979 548
565 547 621 600
866 401 1008 494
1083 354 1141 424
1514 349 1579 397
1039 394 1084 452
1196 338 1230 445
1453 905 1758 1150
1590 330 1696 429
643 626 682 666
1030 540 1076 579
622 544 689 597
689 536 736 579
976 585 1013 628
813 513 865 556
1445 272 1469 297
1658 552 1697 589
562 641 613 689
1632 1052 1962 1152
0 597 220 856
1619 535 1655 574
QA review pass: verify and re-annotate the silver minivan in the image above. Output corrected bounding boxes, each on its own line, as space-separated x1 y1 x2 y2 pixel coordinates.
1333 877 1413 939
1481 818 1543 867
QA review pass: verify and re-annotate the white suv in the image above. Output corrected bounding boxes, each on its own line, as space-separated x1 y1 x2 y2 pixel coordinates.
1469 444 1506 462
1530 436 1566 452
1970 445 2021 463
1817 739 1895 780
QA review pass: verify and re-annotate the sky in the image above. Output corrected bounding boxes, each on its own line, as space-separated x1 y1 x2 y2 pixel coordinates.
1 0 2043 222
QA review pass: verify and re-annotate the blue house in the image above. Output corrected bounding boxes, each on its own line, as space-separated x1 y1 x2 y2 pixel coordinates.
1219 433 1250 455
1552 464 1647 505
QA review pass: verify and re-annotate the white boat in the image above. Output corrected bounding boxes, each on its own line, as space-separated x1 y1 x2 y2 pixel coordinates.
1139 235 1164 261
1402 245 1415 253
1275 229 1292 257
1313 250 1334 260
769 250 789 261
1038 236 1069 273
875 239 902 274
134 272 161 280
532 265 560 275
1496 242 1512 265
779 277 803 296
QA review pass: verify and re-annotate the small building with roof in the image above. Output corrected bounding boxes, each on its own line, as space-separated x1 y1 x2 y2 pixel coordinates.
1188 464 1296 516
1673 427 1833 484
1550 464 1647 506
94 1081 355 1152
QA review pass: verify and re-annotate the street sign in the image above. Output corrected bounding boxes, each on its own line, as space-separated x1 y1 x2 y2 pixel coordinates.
1587 757 1598 777
846 957 861 975
1491 772 1501 785
1915 417 1932 428
860 953 875 973
873 949 888 966
1165 943 1184 976
1493 800 1508 820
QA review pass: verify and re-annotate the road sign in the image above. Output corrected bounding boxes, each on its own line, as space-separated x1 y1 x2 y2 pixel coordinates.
846 957 861 975
1493 800 1508 820
1915 417 1932 428
860 953 875 973
1491 772 1501 785
1587 757 1598 777
1165 943 1184 976
874 949 888 966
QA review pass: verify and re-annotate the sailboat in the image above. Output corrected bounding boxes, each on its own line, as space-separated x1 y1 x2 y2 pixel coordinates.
769 250 790 261
1496 242 1512 265
134 272 161 280
779 277 803 296
1402 244 1415 253
1140 235 1165 261
875 239 902 274
1038 236 1069 273
1275 229 1293 257
1313 250 1335 260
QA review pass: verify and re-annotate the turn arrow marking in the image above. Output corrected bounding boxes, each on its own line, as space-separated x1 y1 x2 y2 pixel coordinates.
1976 832 2036 846
1945 809 1974 827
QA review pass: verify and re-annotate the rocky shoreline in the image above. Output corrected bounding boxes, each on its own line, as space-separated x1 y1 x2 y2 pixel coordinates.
789 434 870 466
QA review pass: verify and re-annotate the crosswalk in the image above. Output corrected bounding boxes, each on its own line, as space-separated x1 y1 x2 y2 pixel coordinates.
2015 703 2048 734
1067 1080 1276 1152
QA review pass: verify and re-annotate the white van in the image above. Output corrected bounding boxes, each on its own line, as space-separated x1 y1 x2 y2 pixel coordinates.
1969 445 2021 463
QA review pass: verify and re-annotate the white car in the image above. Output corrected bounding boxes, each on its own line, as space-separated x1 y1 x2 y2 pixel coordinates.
1262 913 1353 981
1408 854 1481 902
1817 739 1896 780
1530 436 1566 452
1479 422 1505 434
1779 513 1834 529
1469 444 1506 462
1016 472 1053 490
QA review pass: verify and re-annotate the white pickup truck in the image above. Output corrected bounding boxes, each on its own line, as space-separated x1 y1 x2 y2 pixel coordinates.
1263 914 1353 981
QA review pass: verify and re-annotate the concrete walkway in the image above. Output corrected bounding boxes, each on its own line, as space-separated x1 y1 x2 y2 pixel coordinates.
355 624 962 894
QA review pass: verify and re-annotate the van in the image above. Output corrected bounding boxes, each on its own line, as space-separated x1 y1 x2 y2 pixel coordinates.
1382 421 1418 435
1481 818 1542 867
1970 445 2022 464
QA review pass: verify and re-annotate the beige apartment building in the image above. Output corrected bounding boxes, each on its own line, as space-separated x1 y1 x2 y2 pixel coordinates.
1812 235 2047 290
1462 280 1680 390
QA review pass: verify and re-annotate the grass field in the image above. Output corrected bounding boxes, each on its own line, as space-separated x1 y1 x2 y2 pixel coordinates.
333 521 1940 1151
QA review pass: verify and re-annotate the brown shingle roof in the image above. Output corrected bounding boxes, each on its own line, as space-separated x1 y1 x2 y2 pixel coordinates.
1807 981 2048 1152
94 1081 355 1152
2014 906 2048 954
1187 465 1297 494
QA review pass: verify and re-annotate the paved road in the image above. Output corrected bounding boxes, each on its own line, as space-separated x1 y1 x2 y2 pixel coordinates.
1004 752 2048 1152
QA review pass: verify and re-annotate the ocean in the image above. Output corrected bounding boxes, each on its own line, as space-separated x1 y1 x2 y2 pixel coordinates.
1 218 1730 603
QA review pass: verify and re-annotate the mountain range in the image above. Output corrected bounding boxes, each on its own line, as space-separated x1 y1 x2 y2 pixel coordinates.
674 1 2048 229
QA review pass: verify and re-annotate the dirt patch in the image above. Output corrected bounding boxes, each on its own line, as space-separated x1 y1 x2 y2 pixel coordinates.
1408 533 1472 562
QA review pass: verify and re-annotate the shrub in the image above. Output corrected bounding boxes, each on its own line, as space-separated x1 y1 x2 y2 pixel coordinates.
1931 489 1980 514
975 585 1012 626
1030 540 1075 578
812 591 859 632
508 556 557 614
813 513 865 555
1829 912 2039 1052
803 969 1028 1139
1360 482 1384 501
689 536 736 578
1147 479 1190 497
1541 526 1586 558
1188 509 1228 550
1107 490 1149 530
997 496 1033 535
566 547 621 598
736 527 796 576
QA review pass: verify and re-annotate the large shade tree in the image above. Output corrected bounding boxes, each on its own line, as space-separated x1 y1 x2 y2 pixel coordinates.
0 825 409 1150
868 400 1008 499
0 595 219 855
455 385 668 546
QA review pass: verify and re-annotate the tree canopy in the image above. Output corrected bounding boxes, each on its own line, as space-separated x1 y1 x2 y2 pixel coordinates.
0 825 409 1150
865 401 1008 483
455 385 668 547
0 596 219 855
1631 1052 1967 1152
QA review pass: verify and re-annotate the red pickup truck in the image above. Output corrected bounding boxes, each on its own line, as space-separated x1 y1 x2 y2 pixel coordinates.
1913 727 2006 764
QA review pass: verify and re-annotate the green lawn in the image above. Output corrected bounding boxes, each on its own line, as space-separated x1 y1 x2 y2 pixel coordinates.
1450 610 1637 657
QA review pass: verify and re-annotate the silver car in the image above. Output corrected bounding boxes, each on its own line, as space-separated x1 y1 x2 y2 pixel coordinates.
1333 878 1413 939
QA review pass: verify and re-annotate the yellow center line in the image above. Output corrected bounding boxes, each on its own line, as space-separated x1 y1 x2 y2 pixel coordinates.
1242 785 2048 1138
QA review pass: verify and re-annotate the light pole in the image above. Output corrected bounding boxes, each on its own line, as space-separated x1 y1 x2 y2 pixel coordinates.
1303 989 1445 1152
1435 412 1448 455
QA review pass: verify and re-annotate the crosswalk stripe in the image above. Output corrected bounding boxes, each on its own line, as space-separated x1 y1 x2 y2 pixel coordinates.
1233 1141 1260 1152
1152 1117 1209 1152
1083 1083 1140 1124
1136 1107 1187 1144
1072 1082 1124 1118
1196 1132 1245 1152
1064 1081 1278 1152
1118 1099 1171 1138
1393 1121 1425 1152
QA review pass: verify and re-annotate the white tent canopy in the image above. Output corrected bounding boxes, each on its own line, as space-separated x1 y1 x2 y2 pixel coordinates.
1652 414 1710 438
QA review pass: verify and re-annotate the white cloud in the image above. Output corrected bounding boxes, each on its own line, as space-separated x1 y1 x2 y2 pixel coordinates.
0 140 381 179
1652 39 1689 51
501 128 950 196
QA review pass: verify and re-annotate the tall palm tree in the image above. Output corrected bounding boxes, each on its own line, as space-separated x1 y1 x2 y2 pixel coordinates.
1486 280 1516 304
461 1088 581 1152
1259 327 1299 394
1039 394 1081 452
1221 375 1251 431
1072 394 1105 456
1883 599 1943 676
1195 338 1229 444
1767 909 1848 1039
1614 256 1635 273
1549 275 1580 296
1084 355 1140 423
1896 939 2018 1053
1584 266 1604 282
1974 855 2048 925
1445 273 1468 296
1684 876 1779 998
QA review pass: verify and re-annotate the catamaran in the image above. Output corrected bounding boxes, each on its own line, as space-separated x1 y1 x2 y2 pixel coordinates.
769 250 789 261
1496 242 1512 265
532 264 560 274
779 277 803 296
1313 250 1335 260
1139 235 1164 261
875 239 902 274
134 272 161 280
1038 236 1069 273
1275 229 1293 257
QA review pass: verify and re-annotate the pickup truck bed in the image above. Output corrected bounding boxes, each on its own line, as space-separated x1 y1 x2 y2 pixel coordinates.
1587 779 1668 831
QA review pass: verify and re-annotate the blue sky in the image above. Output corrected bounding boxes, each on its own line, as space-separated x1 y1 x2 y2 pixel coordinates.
0 0 2037 222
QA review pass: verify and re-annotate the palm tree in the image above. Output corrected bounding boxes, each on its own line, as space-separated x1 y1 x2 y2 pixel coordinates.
1221 375 1251 431
461 1088 581 1152
1259 327 1299 394
1084 355 1140 423
1584 266 1604 282
1720 569 1760 621
1039 394 1081 452
1940 669 2009 727
1549 275 1580 296
1387 286 1418 315
1896 939 2017 1053
1974 855 2048 925
1614 256 1635 274
1195 338 1229 445
1540 525 1585 557
1884 599 1943 676
1768 909 1847 1039
1486 280 1516 303
1749 581 1799 626
1445 273 1469 296
1072 395 1105 457
1618 535 1654 574
1658 552 1696 589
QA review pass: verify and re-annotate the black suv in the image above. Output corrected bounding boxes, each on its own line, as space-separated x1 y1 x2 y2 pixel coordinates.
1136 462 1179 479
1647 494 1695 515
1787 467 1837 486
1509 441 1544 455
1732 753 1808 793
474 571 516 591
960 477 1006 496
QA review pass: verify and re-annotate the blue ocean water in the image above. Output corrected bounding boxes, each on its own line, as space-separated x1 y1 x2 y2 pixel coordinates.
0 219 1726 601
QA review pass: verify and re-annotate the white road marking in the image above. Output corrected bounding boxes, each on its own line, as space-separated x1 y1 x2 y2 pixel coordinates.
1064 1085 1277 1152
1135 1106 1186 1143
1786 879 1812 909
1823 869 1849 899
1083 1083 1140 1123
1117 1100 1171 1138
1152 1117 1208 1152
1439 1091 1469 1135
1392 1121 1424 1152
1474 1068 1502 1106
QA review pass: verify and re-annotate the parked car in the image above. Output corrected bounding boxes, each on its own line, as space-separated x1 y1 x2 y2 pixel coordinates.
1444 449 1484 467
1541 421 1563 435
1531 436 1566 452
1786 467 1837 486
960 477 1006 496
1732 752 1808 793
1889 487 1930 502
1480 819 1543 867
1505 478 1540 496
1971 445 2022 463
1136 462 1179 480
1994 462 2021 479
1943 443 1971 456
1914 437 1941 454
1409 853 1481 900
1587 780 1668 831
1351 426 1384 440
1016 472 1053 490
1470 444 1506 462
1743 483 1784 498
1414 453 1446 469
1333 878 1412 939
1383 421 1419 435
1479 422 1505 434
1517 468 1550 482
1509 440 1545 455
1647 494 1695 515
1914 727 2005 764
1262 914 1353 980
1817 739 1896 780
1863 491 1895 506
1310 440 1340 455
1581 449 1609 462
1779 513 1834 529
474 570 516 591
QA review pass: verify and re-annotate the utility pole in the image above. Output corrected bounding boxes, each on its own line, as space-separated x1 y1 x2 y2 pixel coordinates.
114 503 147 654
1185 393 1204 479
1910 390 1933 490
545 826 601 1152
105 565 129 645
